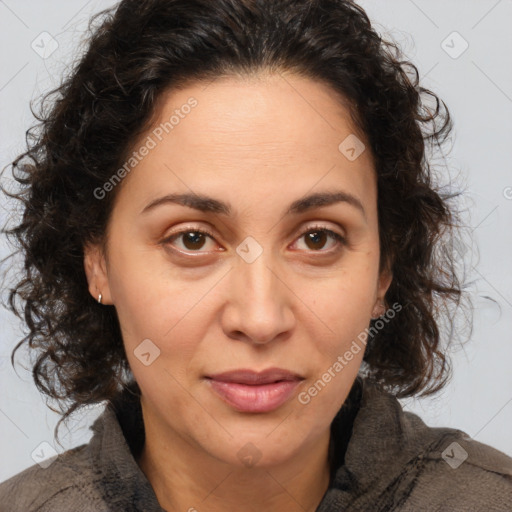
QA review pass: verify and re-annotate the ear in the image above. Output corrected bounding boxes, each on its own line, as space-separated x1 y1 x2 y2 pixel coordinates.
83 242 113 305
371 265 393 318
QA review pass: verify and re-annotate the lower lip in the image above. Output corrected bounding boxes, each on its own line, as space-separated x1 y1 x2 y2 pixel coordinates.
207 379 302 413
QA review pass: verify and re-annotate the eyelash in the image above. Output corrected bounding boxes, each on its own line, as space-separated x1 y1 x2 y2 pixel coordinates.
162 224 346 255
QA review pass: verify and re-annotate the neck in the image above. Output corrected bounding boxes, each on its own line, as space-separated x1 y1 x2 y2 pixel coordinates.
137 414 332 512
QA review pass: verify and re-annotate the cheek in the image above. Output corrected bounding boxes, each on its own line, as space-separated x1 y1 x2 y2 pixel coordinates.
120 292 204 410
308 265 376 324
106 236 177 332
298 266 376 380
108 252 216 371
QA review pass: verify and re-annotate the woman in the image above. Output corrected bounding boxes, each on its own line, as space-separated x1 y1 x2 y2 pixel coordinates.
1 0 511 510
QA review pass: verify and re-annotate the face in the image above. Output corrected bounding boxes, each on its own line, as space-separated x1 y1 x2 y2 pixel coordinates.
85 72 392 469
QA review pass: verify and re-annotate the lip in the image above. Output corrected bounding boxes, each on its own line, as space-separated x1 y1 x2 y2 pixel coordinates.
207 368 304 385
205 368 304 413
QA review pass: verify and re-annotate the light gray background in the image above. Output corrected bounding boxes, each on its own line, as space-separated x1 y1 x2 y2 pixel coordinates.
1 0 511 481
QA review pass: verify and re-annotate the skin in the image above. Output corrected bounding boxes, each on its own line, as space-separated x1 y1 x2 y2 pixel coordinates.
84 72 392 512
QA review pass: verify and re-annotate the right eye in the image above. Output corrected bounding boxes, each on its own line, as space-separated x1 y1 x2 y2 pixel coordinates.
161 227 221 254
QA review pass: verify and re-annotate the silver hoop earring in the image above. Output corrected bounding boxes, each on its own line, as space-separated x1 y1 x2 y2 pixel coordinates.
98 293 102 304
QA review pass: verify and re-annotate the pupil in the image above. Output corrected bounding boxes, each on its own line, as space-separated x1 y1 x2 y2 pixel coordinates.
184 232 205 250
306 231 326 250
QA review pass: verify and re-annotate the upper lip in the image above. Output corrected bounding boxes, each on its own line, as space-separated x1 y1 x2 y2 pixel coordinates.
206 367 304 385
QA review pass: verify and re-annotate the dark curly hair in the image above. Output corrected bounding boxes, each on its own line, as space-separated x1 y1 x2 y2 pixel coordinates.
1 0 472 440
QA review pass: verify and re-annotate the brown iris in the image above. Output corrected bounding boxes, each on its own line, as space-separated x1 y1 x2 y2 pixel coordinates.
304 230 328 250
182 231 207 250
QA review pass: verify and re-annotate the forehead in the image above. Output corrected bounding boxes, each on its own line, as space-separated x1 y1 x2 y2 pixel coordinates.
150 73 365 158
118 73 376 217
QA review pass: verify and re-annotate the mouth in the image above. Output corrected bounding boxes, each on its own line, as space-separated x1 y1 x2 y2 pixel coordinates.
205 368 304 413
206 367 304 385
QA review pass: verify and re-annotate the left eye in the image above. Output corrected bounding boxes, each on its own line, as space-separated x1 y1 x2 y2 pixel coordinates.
292 226 346 252
163 228 218 252
162 225 345 254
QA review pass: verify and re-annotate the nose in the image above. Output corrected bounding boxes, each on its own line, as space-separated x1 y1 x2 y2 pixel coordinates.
220 248 295 345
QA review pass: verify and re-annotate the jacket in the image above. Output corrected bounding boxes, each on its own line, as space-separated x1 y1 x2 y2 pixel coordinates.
1 375 511 511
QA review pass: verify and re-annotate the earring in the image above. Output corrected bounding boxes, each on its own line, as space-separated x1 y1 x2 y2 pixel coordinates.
98 293 102 304
371 301 385 320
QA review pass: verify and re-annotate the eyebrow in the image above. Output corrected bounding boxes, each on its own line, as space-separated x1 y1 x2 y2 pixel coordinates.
141 190 367 221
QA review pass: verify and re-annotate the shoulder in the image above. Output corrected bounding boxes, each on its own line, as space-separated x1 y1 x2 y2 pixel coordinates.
380 406 512 511
346 379 512 511
401 429 512 511
0 444 108 512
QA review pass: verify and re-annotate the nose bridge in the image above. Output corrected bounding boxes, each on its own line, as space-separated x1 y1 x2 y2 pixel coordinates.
225 236 293 343
235 240 280 309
